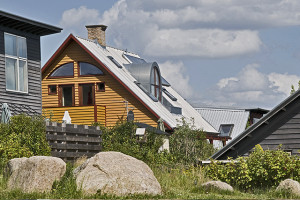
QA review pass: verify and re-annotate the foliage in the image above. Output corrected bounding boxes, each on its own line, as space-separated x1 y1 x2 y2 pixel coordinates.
205 145 300 190
290 80 300 95
51 163 83 199
169 118 216 166
100 118 215 166
0 114 51 168
100 120 167 165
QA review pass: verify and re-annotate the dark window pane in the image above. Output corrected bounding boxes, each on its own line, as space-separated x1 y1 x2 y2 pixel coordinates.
48 85 57 94
219 124 234 136
79 62 103 75
97 82 105 91
50 63 74 77
81 84 94 106
62 86 73 106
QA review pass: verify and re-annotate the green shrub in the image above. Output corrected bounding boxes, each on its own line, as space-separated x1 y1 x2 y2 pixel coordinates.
169 118 215 166
0 114 51 168
101 120 166 164
205 145 300 190
100 118 215 166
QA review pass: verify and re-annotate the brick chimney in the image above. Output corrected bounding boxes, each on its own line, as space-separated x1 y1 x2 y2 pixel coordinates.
85 25 107 46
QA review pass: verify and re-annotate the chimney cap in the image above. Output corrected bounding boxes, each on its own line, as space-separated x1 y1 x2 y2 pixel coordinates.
85 25 107 31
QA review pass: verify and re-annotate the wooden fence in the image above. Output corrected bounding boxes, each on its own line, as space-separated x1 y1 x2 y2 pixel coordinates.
45 121 102 161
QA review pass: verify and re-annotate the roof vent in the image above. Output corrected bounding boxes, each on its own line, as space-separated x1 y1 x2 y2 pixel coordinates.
86 25 107 46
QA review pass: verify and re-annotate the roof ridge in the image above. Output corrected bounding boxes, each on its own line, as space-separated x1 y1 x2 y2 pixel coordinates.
74 35 140 57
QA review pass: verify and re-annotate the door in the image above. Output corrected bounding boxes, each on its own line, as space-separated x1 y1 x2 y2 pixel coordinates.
58 85 74 107
79 83 95 106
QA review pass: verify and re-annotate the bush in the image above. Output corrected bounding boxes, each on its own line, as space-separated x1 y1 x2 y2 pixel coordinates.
100 121 166 164
0 114 51 168
100 118 215 166
169 118 215 166
205 145 300 190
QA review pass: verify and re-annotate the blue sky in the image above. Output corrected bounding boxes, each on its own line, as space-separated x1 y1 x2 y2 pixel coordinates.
2 0 300 109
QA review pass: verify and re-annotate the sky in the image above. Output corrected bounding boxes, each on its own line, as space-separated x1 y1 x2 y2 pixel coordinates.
2 0 300 110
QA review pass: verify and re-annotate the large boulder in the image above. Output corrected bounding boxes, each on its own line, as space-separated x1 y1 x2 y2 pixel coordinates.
276 179 300 196
7 156 66 193
201 180 234 192
73 151 162 196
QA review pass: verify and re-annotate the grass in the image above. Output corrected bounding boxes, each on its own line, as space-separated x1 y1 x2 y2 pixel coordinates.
0 161 299 199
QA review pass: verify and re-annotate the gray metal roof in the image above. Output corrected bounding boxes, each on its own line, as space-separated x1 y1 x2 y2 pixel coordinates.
73 36 217 132
125 62 160 93
211 89 300 160
196 108 249 137
196 107 250 148
0 10 62 36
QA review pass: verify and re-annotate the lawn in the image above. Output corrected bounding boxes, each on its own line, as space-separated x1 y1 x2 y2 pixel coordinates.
0 163 297 200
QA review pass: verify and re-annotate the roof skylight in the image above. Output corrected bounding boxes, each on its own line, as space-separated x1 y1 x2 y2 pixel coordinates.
163 88 177 101
123 53 146 64
107 56 122 68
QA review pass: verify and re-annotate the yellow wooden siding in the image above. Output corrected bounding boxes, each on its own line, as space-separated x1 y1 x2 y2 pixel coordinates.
43 105 106 125
97 105 106 126
42 41 158 127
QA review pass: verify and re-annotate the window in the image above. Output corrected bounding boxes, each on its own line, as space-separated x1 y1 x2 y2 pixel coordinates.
79 84 94 106
123 54 146 64
97 82 105 92
219 124 234 137
48 85 57 94
4 33 28 92
59 85 74 107
163 88 177 101
107 56 122 68
49 63 74 77
79 62 103 76
150 67 161 101
135 82 158 102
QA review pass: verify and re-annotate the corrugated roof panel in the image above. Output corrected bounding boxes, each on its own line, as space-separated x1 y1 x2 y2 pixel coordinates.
196 108 249 138
196 108 250 148
75 36 217 132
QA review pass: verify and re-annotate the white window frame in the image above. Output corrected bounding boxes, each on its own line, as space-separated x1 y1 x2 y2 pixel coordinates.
4 32 28 93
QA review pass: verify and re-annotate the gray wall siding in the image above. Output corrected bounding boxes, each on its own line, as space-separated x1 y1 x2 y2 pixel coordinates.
260 112 300 155
0 26 42 114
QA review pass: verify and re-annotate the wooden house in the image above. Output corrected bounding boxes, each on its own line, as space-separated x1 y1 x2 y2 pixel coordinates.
42 25 221 134
211 89 300 159
0 10 61 115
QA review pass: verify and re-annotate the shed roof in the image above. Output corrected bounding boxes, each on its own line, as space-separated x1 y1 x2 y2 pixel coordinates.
0 10 62 36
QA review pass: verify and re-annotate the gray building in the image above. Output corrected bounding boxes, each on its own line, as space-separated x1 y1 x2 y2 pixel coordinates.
0 10 61 115
196 107 268 149
211 89 300 160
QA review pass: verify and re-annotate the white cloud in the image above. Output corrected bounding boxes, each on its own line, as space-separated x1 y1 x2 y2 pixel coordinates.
268 73 300 96
60 1 300 58
144 29 261 57
159 61 194 98
60 6 101 34
203 64 300 108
